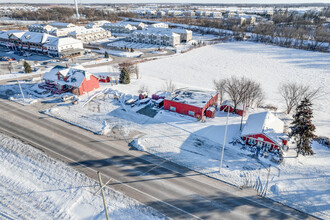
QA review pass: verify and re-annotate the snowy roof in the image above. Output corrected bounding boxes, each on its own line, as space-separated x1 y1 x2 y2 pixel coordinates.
242 111 286 145
20 32 50 43
43 65 93 88
0 30 24 39
44 37 82 47
68 27 105 35
102 22 136 30
119 21 146 27
42 65 67 82
50 22 75 28
221 100 244 110
166 88 217 108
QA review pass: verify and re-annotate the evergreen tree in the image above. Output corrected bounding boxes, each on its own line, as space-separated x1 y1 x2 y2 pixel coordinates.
119 68 130 84
104 51 109 58
24 61 32 73
289 98 316 156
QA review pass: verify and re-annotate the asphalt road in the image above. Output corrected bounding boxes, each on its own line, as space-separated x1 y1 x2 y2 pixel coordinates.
0 99 316 220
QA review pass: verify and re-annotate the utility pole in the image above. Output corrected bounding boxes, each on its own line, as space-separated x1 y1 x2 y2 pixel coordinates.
15 75 25 102
220 105 230 173
240 102 246 131
97 171 110 220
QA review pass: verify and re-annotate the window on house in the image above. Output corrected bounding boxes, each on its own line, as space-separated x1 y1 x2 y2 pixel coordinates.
170 106 176 111
188 111 195 116
248 138 256 145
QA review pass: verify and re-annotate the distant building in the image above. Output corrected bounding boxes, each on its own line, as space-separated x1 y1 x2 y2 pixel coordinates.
102 22 137 34
241 111 288 151
157 11 166 18
168 10 182 17
41 65 99 95
184 11 195 17
150 23 169 28
0 30 84 58
85 20 109 29
127 29 180 46
127 28 192 46
210 12 223 18
164 88 218 119
50 22 76 29
68 27 111 42
28 24 57 34
119 21 147 30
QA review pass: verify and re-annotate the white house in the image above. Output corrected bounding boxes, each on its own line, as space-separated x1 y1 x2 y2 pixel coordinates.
102 22 137 34
68 27 111 42
28 24 57 34
85 20 109 29
150 23 169 28
127 29 180 46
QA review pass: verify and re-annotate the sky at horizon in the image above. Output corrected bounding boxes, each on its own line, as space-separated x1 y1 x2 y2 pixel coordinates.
1 0 329 4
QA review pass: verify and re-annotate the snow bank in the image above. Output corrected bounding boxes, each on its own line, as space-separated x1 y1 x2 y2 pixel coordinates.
0 133 166 220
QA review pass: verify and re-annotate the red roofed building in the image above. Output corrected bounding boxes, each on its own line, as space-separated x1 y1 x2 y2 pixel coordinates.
241 111 288 151
220 100 245 116
164 89 218 119
41 65 99 95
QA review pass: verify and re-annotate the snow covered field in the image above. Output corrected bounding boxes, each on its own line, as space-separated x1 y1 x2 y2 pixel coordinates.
0 133 165 219
139 42 330 137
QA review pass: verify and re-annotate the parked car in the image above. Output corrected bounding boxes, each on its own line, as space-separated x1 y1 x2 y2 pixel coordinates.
1 56 15 61
61 95 75 102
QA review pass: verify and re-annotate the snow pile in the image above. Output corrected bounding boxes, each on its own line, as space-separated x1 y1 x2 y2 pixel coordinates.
81 58 112 66
0 133 166 220
94 48 143 58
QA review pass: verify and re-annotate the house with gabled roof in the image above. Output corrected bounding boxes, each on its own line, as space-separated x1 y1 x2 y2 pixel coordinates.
241 111 288 151
42 65 99 95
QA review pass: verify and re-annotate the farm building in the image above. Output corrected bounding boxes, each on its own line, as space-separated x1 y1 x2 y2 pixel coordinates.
220 100 245 116
41 65 99 95
94 72 111 83
241 111 288 151
164 89 218 119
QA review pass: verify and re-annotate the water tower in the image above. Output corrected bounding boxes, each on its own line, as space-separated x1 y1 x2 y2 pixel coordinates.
74 0 80 19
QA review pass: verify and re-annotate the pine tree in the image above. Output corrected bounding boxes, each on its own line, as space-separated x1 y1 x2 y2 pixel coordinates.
289 98 316 156
119 68 130 84
104 51 109 58
24 61 32 73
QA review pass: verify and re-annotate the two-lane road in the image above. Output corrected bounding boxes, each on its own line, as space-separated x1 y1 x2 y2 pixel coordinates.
0 99 315 219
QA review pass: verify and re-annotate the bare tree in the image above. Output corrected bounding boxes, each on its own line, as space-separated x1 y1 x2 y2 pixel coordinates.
278 82 321 114
118 62 138 77
223 76 264 111
138 84 149 94
135 64 139 79
163 80 176 93
213 79 226 105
